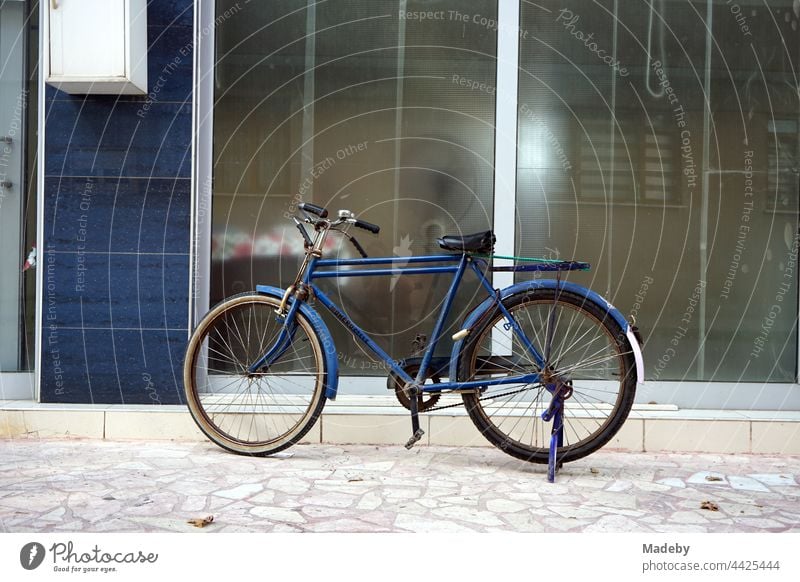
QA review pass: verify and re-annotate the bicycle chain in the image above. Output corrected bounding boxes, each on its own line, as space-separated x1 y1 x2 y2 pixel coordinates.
422 383 543 412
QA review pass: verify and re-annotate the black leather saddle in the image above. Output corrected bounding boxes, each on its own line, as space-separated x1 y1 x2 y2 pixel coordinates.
437 230 495 254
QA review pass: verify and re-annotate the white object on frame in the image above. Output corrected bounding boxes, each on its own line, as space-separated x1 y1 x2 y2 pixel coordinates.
46 0 147 94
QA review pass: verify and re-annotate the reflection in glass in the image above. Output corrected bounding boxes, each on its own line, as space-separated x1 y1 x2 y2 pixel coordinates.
516 0 799 382
212 1 498 374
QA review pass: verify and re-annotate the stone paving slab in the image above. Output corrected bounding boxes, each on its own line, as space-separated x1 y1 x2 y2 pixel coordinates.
0 438 798 533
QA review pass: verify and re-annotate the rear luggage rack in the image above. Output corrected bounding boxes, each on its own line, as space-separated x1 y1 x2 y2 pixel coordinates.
473 253 591 273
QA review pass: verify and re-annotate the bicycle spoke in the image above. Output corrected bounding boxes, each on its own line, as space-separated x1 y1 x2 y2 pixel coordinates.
558 351 629 376
553 324 604 371
214 319 248 374
462 291 635 464
186 296 324 451
552 302 583 366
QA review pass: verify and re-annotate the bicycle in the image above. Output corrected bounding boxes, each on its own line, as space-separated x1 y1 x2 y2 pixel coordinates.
184 203 644 481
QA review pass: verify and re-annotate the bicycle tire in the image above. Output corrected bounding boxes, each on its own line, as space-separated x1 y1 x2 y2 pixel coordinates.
183 292 327 456
459 288 637 464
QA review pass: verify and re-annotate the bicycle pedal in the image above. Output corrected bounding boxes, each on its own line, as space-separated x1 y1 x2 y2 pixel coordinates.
404 428 425 450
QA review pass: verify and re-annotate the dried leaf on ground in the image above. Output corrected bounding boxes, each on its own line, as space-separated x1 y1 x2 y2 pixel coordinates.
700 501 719 511
187 515 214 528
705 476 723 482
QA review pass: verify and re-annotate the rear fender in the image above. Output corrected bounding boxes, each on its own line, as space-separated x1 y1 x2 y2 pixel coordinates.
448 280 644 385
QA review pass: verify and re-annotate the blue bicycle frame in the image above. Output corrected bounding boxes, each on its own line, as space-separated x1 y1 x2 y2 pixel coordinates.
249 252 586 395
226 205 646 481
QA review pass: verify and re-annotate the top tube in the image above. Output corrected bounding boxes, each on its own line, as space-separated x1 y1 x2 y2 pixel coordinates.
314 255 462 267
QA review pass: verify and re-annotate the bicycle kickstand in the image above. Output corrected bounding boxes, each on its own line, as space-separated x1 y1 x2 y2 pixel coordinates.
404 385 425 449
548 405 565 483
542 396 565 483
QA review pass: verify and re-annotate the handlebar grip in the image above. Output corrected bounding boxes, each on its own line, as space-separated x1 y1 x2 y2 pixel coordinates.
294 221 313 246
354 218 380 234
298 202 328 218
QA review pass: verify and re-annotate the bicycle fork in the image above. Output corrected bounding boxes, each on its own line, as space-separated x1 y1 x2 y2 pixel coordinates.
247 308 299 373
249 221 328 374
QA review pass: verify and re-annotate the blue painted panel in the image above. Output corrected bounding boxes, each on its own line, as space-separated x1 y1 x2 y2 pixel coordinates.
44 84 67 101
108 253 190 329
44 177 190 253
145 24 194 102
40 327 187 404
41 0 194 404
110 328 188 404
39 327 96 403
152 328 190 404
41 250 188 329
42 249 111 329
45 100 192 178
147 0 194 28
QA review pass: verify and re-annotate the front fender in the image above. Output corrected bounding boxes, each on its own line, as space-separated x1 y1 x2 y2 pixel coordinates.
256 285 340 400
448 280 644 385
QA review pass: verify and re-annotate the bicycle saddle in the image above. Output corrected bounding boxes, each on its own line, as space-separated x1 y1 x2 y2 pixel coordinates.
437 230 496 254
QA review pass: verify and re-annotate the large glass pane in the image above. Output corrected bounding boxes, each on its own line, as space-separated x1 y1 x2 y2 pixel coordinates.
212 1 497 375
0 0 36 373
703 2 800 381
517 0 799 382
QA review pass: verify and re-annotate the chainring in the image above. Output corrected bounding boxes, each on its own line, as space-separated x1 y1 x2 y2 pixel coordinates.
388 363 442 412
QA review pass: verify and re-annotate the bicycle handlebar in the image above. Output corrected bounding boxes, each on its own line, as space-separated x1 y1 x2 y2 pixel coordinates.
297 202 328 218
296 202 381 235
352 218 380 235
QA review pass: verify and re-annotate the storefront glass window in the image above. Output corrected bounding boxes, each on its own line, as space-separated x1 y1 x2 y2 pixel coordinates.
212 1 498 374
212 0 798 384
516 0 799 382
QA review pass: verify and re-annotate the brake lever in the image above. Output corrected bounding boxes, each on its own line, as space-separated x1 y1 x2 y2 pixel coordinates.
293 217 313 247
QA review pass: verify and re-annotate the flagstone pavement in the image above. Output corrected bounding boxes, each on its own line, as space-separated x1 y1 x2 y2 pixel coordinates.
0 439 798 533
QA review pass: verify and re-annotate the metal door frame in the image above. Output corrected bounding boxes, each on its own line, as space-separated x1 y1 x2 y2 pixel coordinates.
0 0 35 400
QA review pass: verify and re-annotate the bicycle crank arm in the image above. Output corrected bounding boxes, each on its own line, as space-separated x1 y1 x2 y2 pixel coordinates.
405 383 425 449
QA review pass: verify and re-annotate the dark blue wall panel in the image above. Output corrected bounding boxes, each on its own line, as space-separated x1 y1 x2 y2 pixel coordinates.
44 101 192 178
41 1 194 404
44 177 190 254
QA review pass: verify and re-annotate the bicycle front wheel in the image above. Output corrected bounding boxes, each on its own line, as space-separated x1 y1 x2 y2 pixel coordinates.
183 293 327 456
459 289 637 464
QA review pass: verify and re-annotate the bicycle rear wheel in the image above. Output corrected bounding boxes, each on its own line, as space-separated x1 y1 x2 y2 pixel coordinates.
183 293 327 456
459 289 637 464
